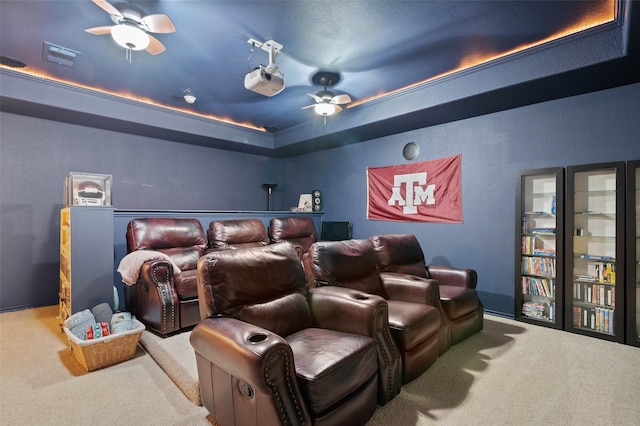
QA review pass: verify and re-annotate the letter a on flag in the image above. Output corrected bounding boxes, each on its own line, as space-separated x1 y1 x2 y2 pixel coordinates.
366 154 462 223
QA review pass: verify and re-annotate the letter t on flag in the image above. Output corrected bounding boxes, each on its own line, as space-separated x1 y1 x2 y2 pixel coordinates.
366 154 462 223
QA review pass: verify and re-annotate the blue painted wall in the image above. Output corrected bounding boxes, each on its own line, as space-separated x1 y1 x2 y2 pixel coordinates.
0 114 284 311
1 83 639 314
281 83 640 316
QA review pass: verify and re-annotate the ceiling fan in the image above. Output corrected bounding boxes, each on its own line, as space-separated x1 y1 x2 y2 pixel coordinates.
302 71 352 123
85 0 176 61
171 88 197 104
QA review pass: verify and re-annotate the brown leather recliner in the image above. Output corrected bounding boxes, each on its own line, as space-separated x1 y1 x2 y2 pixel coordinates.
303 239 443 383
124 218 206 336
207 218 269 250
369 234 484 345
268 216 318 255
191 242 401 426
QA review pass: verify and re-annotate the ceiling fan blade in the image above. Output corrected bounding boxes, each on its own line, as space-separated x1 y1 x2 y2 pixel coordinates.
334 104 344 113
85 26 112 35
331 94 352 105
141 14 176 33
306 93 322 103
145 35 166 55
302 104 317 110
92 0 123 18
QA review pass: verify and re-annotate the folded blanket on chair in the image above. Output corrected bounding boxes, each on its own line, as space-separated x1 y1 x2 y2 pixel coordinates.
117 250 182 285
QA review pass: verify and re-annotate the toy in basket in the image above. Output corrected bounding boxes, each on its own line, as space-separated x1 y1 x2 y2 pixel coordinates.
63 318 145 372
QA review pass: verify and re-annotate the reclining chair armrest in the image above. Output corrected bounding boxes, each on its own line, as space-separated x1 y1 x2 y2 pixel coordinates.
129 260 180 335
380 272 441 305
308 286 386 336
191 317 292 389
138 260 173 284
191 317 311 425
380 272 452 354
308 286 402 405
427 265 478 289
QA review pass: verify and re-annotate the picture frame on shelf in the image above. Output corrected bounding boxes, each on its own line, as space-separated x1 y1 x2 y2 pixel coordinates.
297 193 312 212
64 172 112 206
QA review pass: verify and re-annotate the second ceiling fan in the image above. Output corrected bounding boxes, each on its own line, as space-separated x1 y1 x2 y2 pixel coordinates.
303 71 352 123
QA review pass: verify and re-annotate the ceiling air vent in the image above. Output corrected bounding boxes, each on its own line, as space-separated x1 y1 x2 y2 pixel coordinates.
42 42 80 68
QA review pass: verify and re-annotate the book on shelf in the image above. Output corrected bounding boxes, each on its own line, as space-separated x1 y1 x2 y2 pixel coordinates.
573 282 615 306
521 256 556 277
580 254 615 262
522 276 554 297
532 227 556 234
522 300 550 319
532 248 555 256
573 306 614 334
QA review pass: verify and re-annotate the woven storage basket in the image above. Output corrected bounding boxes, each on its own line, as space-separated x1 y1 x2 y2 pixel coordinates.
64 320 145 371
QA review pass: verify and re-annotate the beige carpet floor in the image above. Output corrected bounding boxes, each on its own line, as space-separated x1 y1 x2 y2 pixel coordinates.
0 305 213 426
1 305 639 425
139 329 201 406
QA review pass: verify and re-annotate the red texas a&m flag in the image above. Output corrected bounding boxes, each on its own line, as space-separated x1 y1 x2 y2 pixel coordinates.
367 154 462 223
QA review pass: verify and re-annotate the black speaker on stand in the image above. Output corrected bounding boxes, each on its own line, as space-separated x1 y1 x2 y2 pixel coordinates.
312 189 322 212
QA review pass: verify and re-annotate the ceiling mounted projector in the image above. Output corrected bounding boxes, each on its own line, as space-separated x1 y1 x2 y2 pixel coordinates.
244 39 285 97
244 65 285 97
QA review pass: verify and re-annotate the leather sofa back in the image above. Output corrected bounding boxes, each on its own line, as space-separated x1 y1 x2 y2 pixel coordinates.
305 240 387 298
197 242 314 336
268 216 318 254
369 234 430 278
126 218 207 271
207 219 269 250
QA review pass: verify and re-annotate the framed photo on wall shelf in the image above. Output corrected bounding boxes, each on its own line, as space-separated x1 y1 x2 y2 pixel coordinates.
297 193 313 212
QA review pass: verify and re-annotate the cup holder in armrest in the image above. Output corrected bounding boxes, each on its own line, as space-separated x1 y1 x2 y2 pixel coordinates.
247 333 268 344
352 293 369 301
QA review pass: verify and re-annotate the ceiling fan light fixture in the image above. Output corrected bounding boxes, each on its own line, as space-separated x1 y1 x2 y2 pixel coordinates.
181 88 197 104
111 24 149 50
314 103 339 116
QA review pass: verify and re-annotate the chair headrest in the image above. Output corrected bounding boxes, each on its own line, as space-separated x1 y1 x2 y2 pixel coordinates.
268 216 318 240
306 239 386 297
126 218 207 252
369 234 428 278
208 219 268 249
197 242 307 316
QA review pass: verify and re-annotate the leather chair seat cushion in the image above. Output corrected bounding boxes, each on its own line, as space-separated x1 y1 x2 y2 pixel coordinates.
286 327 377 415
439 285 479 320
386 300 441 351
173 269 198 300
